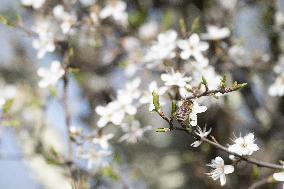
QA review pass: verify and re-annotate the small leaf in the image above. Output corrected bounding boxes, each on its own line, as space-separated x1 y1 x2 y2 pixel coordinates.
171 100 177 117
156 128 171 132
191 17 201 33
1 120 20 127
152 90 161 112
220 75 227 90
3 99 14 114
101 167 119 181
179 18 187 34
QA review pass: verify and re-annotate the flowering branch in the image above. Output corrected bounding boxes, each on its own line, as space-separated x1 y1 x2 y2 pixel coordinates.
186 82 247 100
155 109 284 170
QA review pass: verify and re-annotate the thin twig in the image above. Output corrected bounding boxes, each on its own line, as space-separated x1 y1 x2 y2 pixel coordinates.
248 175 274 189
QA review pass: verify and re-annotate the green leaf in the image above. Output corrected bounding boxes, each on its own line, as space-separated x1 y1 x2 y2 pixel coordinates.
3 99 14 114
101 167 119 181
171 100 177 117
201 76 208 86
156 128 171 132
128 10 147 29
191 17 201 33
1 120 20 127
220 75 227 90
162 9 174 30
152 90 161 112
179 18 186 34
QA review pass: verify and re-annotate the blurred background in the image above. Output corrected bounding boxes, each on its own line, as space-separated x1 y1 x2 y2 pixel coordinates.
0 0 284 188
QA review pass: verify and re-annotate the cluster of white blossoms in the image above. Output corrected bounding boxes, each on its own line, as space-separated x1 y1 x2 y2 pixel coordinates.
205 133 259 186
53 5 77 35
268 56 284 96
95 78 152 143
37 61 65 88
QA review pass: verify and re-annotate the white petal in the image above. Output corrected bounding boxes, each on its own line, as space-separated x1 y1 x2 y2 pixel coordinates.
224 165 234 174
191 140 202 147
274 172 284 181
220 174 226 186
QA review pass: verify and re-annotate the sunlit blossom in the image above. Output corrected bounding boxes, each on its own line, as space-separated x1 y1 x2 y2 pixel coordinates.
228 133 259 156
207 156 234 186
37 61 65 88
161 70 191 88
177 33 209 62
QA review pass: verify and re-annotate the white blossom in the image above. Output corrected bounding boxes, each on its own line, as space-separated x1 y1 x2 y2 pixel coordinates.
140 81 167 111
80 147 112 170
177 33 209 62
99 0 128 25
144 30 177 67
53 5 77 34
37 61 65 88
273 172 284 189
201 25 230 40
268 76 284 96
119 120 152 143
191 126 212 147
21 0 45 9
138 20 159 40
161 70 191 88
95 101 125 128
32 21 55 59
92 133 114 149
228 133 259 156
189 102 207 126
207 156 234 186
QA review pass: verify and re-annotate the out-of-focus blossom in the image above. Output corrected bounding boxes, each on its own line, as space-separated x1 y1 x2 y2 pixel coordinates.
53 5 77 34
140 81 167 111
269 58 284 96
95 101 125 128
21 0 45 9
228 133 259 156
161 70 191 88
96 78 141 127
92 133 114 149
0 85 17 109
177 33 208 62
144 30 177 67
275 12 284 27
32 21 55 59
191 126 212 147
80 147 112 170
37 61 65 88
189 102 207 126
273 171 284 189
99 0 128 25
119 120 152 143
79 0 96 6
139 20 159 40
268 75 284 96
207 157 234 186
201 25 230 40
191 65 221 90
117 77 141 99
116 79 141 115
217 0 238 10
